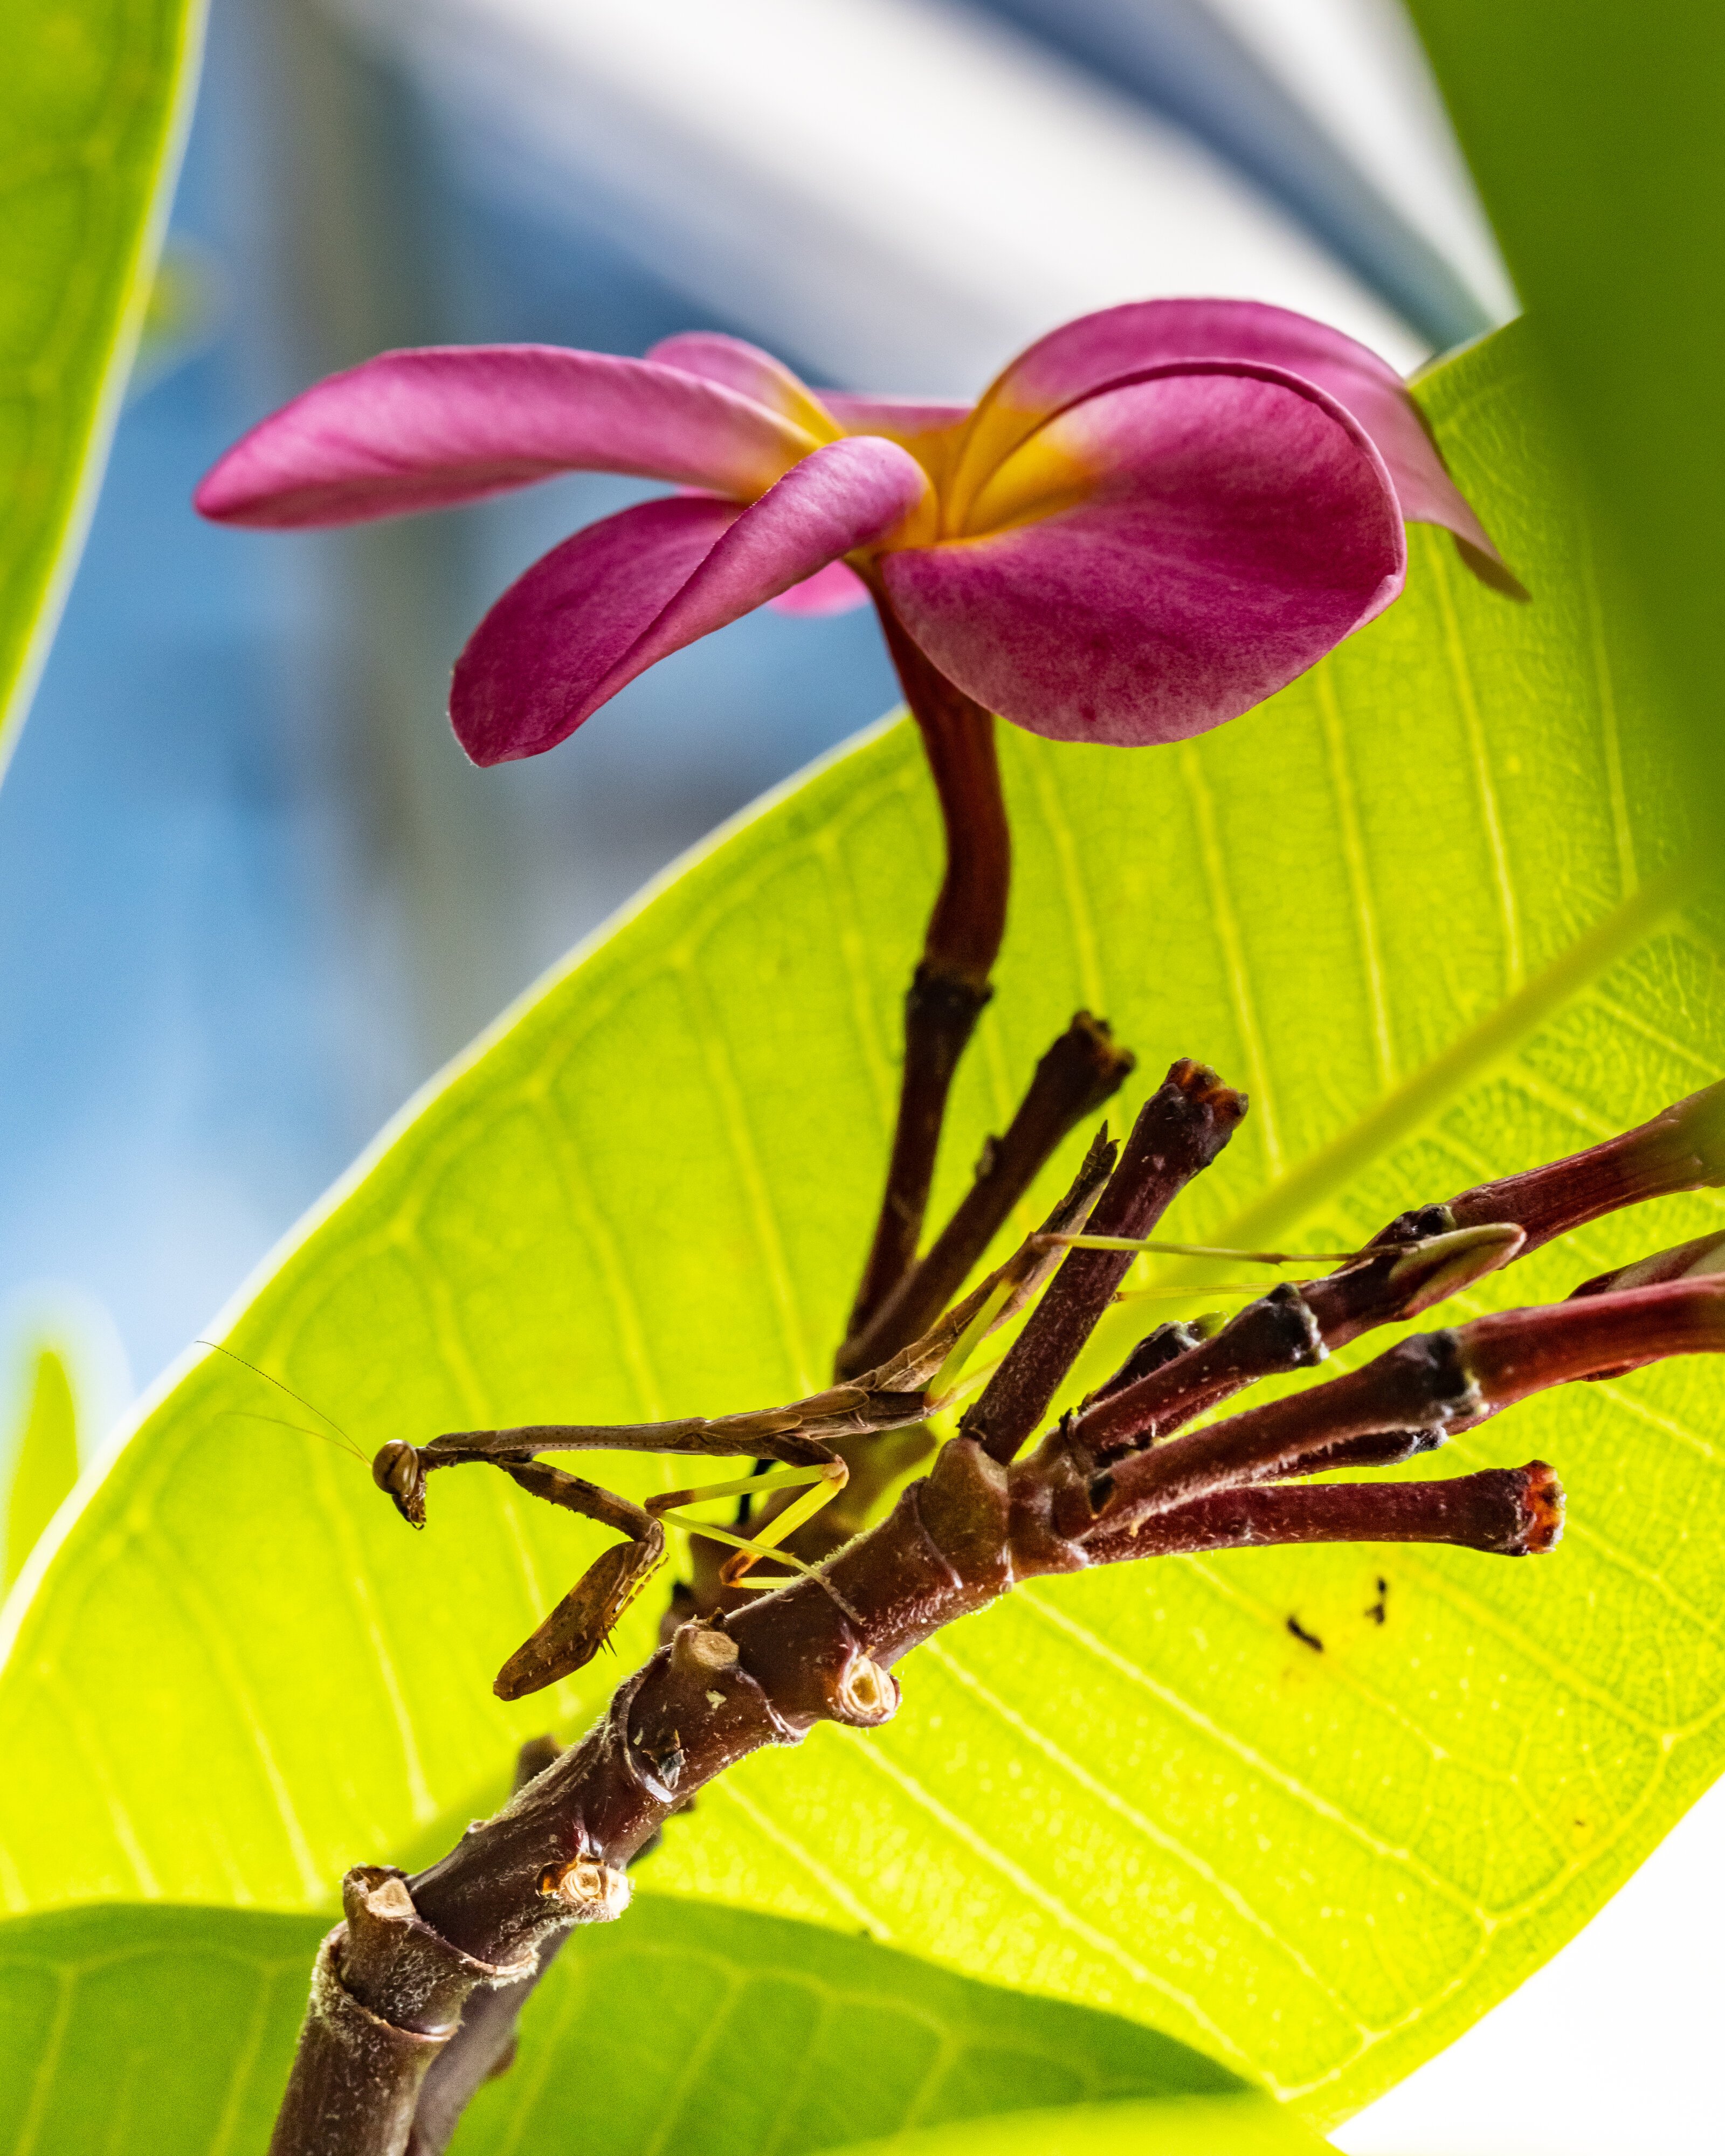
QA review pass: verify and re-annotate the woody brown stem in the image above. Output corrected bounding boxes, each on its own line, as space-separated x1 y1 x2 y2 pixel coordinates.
405 1738 569 2156
1075 1226 1520 1459
267 1866 536 2156
286 1244 1725 2150
962 1061 1248 1464
1092 1275 1725 1542
275 1358 1583 2155
1075 1077 1725 1466
1375 1077 1725 1256
1084 1464 1564 1565
278 1081 1725 2152
847 606 1011 1338
839 1013 1135 1377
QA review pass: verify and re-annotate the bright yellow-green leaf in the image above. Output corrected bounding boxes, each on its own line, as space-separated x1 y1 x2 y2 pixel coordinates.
2 321 1720 2131
823 2096 1332 2156
0 0 205 775
2 1345 79 1592
0 1894 1241 2154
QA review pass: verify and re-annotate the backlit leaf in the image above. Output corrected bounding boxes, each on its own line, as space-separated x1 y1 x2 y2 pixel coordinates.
0 1894 1241 2154
1 321 1718 2129
820 2096 1332 2156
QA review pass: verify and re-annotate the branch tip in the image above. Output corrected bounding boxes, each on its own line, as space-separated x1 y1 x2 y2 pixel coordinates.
964 1060 1247 1464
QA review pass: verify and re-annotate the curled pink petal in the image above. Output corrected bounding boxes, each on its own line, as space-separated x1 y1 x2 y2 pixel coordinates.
194 345 817 529
950 299 1520 592
768 559 871 616
882 363 1404 748
453 495 740 764
647 330 841 444
454 435 933 763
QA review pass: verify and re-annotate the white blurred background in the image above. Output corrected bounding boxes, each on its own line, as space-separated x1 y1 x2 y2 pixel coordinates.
0 2 1715 2147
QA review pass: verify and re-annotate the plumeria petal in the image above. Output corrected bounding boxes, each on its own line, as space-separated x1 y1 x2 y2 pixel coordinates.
194 345 818 529
454 435 933 763
881 363 1404 748
453 495 739 765
947 299 1520 592
646 331 842 446
768 559 871 616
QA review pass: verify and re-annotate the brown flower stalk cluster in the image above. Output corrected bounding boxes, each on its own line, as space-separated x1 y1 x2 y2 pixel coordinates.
267 1060 1725 2155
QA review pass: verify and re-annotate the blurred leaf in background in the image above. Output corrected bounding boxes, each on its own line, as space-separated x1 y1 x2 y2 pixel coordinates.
0 0 207 776
0 1294 127 1599
1 1341 79 1594
1409 0 1725 819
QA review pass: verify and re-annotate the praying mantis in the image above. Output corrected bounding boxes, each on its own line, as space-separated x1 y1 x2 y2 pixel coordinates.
370 1174 1093 1701
358 1151 1371 1701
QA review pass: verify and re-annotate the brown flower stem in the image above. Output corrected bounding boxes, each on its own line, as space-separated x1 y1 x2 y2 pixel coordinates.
846 604 1011 1339
1460 1275 1725 1399
838 1013 1136 1378
1084 1464 1564 1565
1374 1077 1725 1256
1073 1077 1725 1465
1089 1329 1486 1533
1075 1225 1521 1459
1091 1275 1725 1540
961 1061 1248 1464
1077 1283 1327 1459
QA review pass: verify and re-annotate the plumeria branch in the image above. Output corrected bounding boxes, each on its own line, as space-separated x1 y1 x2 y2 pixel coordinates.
266 1070 1725 2155
1083 1466 1563 1566
1073 1075 1725 1459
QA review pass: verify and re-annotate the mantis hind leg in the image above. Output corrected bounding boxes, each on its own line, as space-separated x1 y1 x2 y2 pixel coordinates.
646 1457 849 1588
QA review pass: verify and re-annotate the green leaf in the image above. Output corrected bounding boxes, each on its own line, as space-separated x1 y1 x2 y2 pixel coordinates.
2 320 1720 2128
820 2096 1331 2156
0 0 205 775
0 1903 316 2154
2 1345 80 1593
1406 1 1725 819
0 1894 1240 2154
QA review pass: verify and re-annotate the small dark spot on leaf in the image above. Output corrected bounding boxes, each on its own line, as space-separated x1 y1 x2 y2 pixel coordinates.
1287 1615 1324 1653
1365 1577 1389 1625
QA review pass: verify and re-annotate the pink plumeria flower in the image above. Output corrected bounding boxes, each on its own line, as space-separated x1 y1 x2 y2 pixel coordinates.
195 301 1514 764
